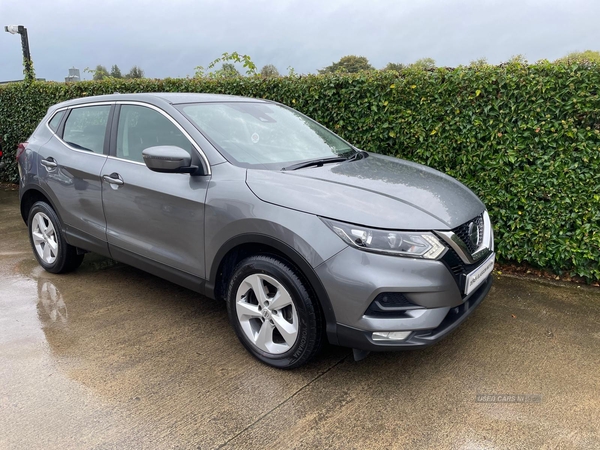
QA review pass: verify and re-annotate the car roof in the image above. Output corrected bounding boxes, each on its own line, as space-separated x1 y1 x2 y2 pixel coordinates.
51 92 268 109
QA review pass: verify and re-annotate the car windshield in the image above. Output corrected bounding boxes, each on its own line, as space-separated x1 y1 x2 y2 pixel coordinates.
177 102 356 169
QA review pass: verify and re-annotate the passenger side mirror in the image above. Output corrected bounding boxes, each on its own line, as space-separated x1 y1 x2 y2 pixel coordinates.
142 146 204 175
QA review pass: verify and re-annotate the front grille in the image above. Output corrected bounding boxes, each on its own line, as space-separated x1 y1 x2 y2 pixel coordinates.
452 213 484 254
441 247 482 296
439 212 491 297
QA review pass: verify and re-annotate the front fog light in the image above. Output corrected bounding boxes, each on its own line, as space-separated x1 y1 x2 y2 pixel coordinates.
372 331 411 341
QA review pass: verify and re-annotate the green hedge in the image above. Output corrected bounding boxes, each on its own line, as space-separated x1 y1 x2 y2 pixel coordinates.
1 63 599 281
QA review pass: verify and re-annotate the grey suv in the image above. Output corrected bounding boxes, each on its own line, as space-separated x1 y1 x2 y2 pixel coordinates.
17 93 494 368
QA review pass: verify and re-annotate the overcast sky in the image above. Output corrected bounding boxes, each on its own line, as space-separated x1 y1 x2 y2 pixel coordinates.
1 0 599 81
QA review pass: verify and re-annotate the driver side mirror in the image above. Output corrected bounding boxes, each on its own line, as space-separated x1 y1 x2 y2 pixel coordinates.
142 146 205 175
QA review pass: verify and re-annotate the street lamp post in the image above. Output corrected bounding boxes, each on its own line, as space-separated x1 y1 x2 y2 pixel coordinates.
4 25 34 82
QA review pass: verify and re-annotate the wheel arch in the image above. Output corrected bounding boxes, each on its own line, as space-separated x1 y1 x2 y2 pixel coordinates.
20 186 62 226
207 234 339 345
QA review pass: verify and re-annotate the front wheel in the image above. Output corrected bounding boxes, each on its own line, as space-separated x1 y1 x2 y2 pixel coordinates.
226 255 323 369
28 202 84 274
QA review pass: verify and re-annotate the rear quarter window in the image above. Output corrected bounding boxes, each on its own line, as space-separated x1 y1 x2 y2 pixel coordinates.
48 110 65 132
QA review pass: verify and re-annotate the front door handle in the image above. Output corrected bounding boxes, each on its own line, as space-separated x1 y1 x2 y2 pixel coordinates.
41 157 58 169
102 173 124 186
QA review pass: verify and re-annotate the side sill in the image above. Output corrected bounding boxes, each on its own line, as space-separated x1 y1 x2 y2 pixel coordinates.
64 226 111 258
109 246 206 294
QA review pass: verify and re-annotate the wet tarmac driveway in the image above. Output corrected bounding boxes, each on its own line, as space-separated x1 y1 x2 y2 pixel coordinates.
1 189 599 449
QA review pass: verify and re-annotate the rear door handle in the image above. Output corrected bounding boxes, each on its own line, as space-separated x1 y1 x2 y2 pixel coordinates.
41 157 58 169
102 173 124 186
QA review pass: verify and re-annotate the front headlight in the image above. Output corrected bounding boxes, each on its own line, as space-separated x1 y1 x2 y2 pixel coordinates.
320 218 446 260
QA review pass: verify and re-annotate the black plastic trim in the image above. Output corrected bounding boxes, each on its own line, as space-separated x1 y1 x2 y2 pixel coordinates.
19 185 63 225
103 104 116 156
110 246 205 294
56 109 70 138
207 233 339 345
63 226 111 258
109 105 121 157
440 247 484 295
364 292 420 318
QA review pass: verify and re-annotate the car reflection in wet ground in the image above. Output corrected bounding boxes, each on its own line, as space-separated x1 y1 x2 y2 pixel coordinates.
1 189 599 449
38 277 68 324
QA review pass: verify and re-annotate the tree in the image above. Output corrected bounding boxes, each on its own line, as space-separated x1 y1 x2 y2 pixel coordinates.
505 54 527 64
409 58 436 70
260 64 280 77
469 57 489 67
110 65 123 78
555 50 600 64
382 62 405 72
125 66 145 79
319 55 374 74
92 65 109 80
194 52 257 78
221 63 240 78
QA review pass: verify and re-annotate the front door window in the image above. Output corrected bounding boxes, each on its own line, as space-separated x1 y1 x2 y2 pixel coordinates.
116 105 192 163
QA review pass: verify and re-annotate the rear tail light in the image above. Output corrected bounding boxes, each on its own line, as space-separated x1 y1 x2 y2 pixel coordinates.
16 142 28 161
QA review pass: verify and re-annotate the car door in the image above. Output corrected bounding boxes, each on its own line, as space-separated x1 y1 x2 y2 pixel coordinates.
39 103 113 256
101 102 209 283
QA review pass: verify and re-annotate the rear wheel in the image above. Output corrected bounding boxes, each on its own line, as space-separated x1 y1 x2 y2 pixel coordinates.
28 202 84 274
227 255 323 369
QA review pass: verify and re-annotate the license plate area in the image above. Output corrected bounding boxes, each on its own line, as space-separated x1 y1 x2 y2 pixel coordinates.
464 253 495 295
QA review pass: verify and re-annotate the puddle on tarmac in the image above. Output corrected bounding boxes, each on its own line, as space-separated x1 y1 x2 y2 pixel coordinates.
37 278 68 325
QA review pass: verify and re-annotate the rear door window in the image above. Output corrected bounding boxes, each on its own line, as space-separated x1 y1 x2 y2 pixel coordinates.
62 105 111 154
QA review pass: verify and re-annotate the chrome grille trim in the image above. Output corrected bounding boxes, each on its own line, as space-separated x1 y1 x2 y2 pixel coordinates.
435 211 494 265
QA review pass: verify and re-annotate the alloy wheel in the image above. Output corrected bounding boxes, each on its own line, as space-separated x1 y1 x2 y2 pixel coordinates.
235 273 299 354
31 212 58 265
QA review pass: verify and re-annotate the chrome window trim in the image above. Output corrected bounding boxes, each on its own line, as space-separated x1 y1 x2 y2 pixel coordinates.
114 101 211 175
106 154 203 173
46 102 114 157
67 101 117 108
106 155 146 166
435 211 494 265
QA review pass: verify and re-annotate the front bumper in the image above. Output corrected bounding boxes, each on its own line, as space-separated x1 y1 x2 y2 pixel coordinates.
315 245 493 351
335 275 492 351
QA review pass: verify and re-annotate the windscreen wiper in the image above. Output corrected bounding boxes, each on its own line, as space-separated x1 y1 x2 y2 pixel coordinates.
281 150 368 171
282 156 348 171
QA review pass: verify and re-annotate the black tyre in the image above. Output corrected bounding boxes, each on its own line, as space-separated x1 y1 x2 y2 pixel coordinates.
28 201 84 274
226 255 323 369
